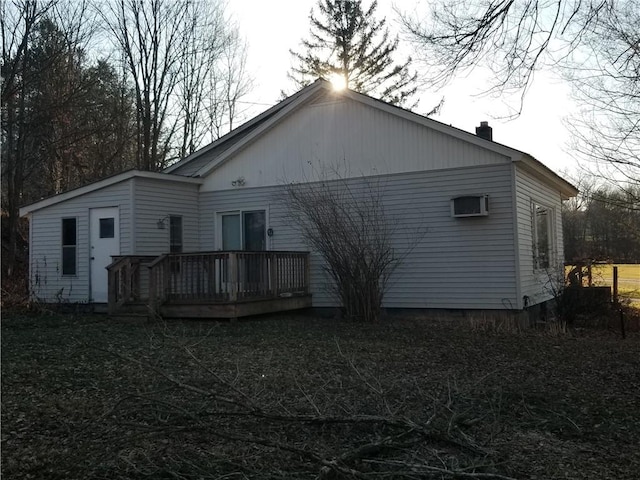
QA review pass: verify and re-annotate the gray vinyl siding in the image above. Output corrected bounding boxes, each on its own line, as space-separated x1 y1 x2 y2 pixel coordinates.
28 181 132 303
200 163 517 310
515 165 565 305
133 178 199 255
201 96 513 192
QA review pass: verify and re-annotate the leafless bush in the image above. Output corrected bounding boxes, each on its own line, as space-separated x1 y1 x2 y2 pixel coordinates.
283 175 423 322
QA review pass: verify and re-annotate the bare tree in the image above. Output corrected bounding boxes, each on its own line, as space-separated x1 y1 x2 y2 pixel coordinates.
401 0 638 183
205 29 253 140
99 0 190 171
99 0 252 168
562 173 640 263
401 0 611 96
561 173 596 262
174 0 229 159
284 174 423 322
564 2 640 188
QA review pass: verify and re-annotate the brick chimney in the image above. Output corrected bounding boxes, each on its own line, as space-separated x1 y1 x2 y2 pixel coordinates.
475 121 493 141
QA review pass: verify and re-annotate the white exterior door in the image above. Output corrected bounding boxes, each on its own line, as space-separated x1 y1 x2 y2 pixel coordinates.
90 207 120 302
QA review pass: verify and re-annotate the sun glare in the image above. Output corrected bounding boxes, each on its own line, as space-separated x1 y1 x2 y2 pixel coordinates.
329 73 347 91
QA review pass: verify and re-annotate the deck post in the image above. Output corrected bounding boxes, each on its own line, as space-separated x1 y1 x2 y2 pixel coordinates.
148 265 157 313
269 252 277 297
229 252 238 302
304 254 310 295
162 257 170 302
121 261 128 303
108 266 117 314
131 259 140 301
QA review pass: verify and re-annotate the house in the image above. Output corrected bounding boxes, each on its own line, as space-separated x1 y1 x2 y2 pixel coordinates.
19 79 578 317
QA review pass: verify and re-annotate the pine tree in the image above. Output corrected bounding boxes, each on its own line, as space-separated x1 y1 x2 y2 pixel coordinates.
290 0 418 107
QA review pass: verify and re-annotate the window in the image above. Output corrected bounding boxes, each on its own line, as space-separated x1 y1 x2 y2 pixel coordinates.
169 216 183 274
532 203 552 269
62 218 77 275
222 214 241 250
243 211 266 251
99 218 115 238
169 216 183 253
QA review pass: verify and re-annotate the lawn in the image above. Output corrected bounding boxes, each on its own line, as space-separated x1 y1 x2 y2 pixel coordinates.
567 264 640 299
2 312 639 479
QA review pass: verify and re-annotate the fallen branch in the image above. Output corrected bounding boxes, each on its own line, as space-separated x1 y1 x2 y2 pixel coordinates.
362 459 518 479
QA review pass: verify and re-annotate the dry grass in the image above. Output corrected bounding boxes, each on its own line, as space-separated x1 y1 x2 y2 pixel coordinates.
567 264 640 300
2 311 639 479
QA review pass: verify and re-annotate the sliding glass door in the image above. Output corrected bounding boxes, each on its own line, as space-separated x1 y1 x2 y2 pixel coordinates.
218 210 267 290
219 210 266 251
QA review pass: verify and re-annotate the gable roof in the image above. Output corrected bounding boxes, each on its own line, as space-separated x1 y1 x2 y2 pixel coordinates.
166 79 577 198
21 80 577 219
165 80 329 176
19 169 202 216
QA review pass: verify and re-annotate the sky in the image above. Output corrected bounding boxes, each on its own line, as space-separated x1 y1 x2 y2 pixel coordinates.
227 0 581 178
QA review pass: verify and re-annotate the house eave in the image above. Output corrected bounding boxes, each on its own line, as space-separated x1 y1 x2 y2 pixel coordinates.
515 155 579 199
339 89 523 161
157 79 577 200
189 82 525 179
19 170 203 217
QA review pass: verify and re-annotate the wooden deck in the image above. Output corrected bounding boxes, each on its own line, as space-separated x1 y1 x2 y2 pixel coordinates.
107 251 311 318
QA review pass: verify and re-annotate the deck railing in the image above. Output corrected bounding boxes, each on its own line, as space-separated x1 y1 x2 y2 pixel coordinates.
106 255 157 314
109 251 310 315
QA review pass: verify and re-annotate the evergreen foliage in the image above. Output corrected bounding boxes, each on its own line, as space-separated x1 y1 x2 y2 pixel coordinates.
290 0 418 107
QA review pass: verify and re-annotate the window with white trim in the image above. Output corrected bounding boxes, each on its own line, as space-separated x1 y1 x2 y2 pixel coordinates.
169 215 183 253
62 218 77 275
532 202 552 269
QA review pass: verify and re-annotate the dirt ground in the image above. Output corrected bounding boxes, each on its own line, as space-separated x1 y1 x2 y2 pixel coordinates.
2 311 639 479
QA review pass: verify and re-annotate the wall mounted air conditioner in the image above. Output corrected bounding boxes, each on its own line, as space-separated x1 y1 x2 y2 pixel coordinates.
451 195 489 217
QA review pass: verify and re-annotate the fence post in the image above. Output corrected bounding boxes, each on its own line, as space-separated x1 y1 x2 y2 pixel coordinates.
613 266 619 305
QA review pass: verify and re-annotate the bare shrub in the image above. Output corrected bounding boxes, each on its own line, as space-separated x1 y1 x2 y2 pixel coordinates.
283 175 422 322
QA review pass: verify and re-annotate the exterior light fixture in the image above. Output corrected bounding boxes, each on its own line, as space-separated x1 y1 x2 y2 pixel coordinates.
157 215 170 229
